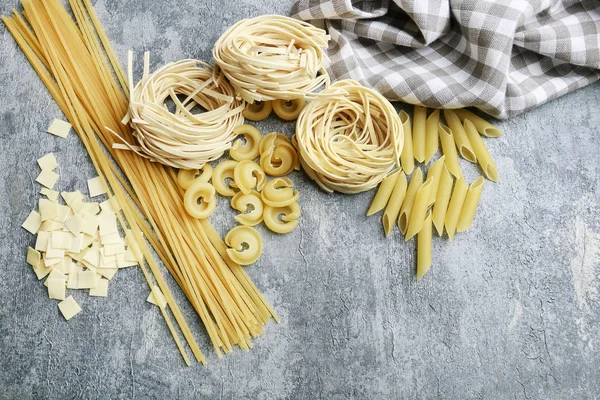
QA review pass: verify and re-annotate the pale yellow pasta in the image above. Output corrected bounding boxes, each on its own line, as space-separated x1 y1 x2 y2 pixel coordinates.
397 169 423 235
263 202 301 234
413 105 427 163
230 125 262 161
399 111 414 174
439 123 462 179
212 160 239 196
453 109 502 137
424 109 440 164
443 110 477 163
261 178 299 207
463 119 498 182
231 191 264 226
444 177 468 240
367 169 402 217
259 133 298 177
417 211 433 280
183 181 217 220
242 100 273 122
457 176 484 232
425 155 446 208
225 226 263 265
382 172 407 237
176 164 213 190
432 165 454 236
405 177 435 241
234 160 266 194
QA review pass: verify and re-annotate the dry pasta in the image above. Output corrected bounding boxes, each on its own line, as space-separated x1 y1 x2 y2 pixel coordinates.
230 125 262 162
399 111 414 174
212 160 239 196
213 15 330 102
463 119 498 182
295 80 403 194
412 105 427 163
231 191 264 226
432 165 454 236
263 202 301 234
260 133 298 177
457 177 485 232
444 177 468 240
242 100 272 121
177 164 213 190
367 169 402 216
382 172 407 237
261 178 299 207
443 110 477 163
225 226 263 265
234 160 266 194
453 109 502 138
183 181 217 220
272 99 306 121
405 177 435 241
417 211 433 280
425 156 446 208
439 123 462 179
397 169 423 235
425 110 440 164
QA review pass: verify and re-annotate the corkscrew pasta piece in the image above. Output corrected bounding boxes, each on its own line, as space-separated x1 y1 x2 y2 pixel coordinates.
457 177 485 232
259 133 298 177
463 119 499 182
225 226 263 265
367 169 402 216
439 123 462 179
212 160 239 197
234 160 266 194
183 181 217 220
453 109 502 138
177 164 213 190
382 172 407 237
405 177 435 241
242 101 273 121
432 165 454 236
417 211 433 280
397 169 423 236
230 125 262 162
399 111 414 174
230 191 264 226
444 177 468 240
412 105 427 163
263 202 301 234
443 110 477 163
261 178 299 207
272 99 306 121
425 110 440 164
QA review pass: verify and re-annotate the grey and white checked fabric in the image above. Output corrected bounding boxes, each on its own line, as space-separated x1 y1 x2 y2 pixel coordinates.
291 0 600 119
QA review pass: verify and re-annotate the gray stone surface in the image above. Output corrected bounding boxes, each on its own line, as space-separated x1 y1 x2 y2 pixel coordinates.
0 0 599 399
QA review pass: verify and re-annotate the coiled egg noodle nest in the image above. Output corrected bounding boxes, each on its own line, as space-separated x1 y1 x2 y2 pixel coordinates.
294 80 404 194
212 15 330 102
114 55 244 169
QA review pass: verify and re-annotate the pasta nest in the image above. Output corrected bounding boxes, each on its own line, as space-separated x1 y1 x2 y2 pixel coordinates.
122 58 244 169
294 80 404 194
213 15 330 102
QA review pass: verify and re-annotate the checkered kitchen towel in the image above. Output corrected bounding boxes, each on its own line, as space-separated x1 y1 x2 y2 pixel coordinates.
291 0 600 119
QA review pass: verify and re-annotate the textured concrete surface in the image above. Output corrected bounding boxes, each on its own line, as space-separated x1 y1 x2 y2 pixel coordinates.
1 0 599 399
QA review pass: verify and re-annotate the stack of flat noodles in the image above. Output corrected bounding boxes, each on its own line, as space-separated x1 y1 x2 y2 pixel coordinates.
114 56 244 169
213 15 330 102
294 80 404 194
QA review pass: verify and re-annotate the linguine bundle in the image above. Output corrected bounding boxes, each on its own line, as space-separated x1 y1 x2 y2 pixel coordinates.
213 15 330 103
294 80 404 194
116 55 244 169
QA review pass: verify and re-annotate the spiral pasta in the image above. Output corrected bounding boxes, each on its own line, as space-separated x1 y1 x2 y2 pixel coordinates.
183 181 217 219
294 80 404 194
231 191 264 226
259 133 298 177
213 15 330 102
225 226 263 265
115 56 244 169
230 125 262 161
261 178 299 207
177 164 213 190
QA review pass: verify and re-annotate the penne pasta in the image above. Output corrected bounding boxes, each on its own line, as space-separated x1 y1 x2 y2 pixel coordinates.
417 211 433 280
367 169 402 216
397 169 423 236
453 108 502 137
382 172 408 237
425 155 446 208
413 105 427 163
439 123 462 179
424 109 440 163
457 176 485 232
443 110 477 163
432 165 454 236
405 177 435 241
444 177 468 240
463 119 499 182
399 111 415 174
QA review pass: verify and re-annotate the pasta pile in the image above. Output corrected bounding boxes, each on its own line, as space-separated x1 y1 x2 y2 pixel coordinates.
115 57 244 169
213 15 330 102
294 80 404 194
367 105 501 279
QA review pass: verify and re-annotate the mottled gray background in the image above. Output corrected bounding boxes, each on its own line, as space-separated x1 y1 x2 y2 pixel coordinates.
0 0 599 399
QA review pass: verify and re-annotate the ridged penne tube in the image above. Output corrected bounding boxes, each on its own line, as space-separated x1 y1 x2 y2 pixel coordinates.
432 165 453 236
453 109 502 137
413 105 427 163
424 110 440 163
263 202 301 234
382 172 407 237
457 176 485 232
463 119 498 182
234 160 266 194
443 110 477 163
399 111 414 174
261 178 299 207
367 169 402 216
425 155 445 208
176 164 213 190
230 191 264 226
439 123 462 179
405 177 435 241
212 160 239 196
397 169 423 235
417 211 433 280
183 181 217 220
225 226 263 265
444 177 468 240
230 125 262 161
